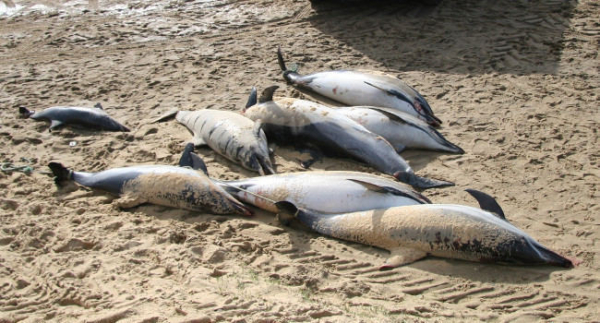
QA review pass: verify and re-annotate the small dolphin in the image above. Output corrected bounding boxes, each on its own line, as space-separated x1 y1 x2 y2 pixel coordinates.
336 106 464 154
19 103 129 132
275 190 573 268
48 161 251 216
155 109 274 175
278 47 441 127
243 86 453 190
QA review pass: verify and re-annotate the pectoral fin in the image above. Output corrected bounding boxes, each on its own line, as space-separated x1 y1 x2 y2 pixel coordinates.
364 81 412 105
347 179 430 204
191 136 207 147
49 119 64 131
380 247 427 270
114 193 146 209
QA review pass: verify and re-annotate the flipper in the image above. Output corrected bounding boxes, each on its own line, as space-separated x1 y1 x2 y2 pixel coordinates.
364 81 413 106
394 171 454 191
245 87 258 109
465 189 506 220
347 179 431 204
364 81 442 127
259 86 279 104
179 143 208 175
252 120 263 138
191 136 207 147
18 107 35 118
151 108 179 123
296 146 323 169
114 193 146 209
49 120 64 131
274 200 299 218
380 247 428 270
48 162 74 187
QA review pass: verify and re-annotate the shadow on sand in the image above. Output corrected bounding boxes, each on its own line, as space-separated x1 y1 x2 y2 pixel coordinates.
308 0 576 75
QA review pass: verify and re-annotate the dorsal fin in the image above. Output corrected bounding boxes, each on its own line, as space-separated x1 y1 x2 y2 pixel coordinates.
94 103 103 110
245 87 258 110
259 86 279 103
465 189 506 220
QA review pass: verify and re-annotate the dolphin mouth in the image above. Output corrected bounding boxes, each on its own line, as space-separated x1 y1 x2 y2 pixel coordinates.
531 242 574 268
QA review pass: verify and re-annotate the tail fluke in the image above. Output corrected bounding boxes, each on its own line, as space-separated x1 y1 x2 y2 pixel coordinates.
245 87 258 110
19 107 35 118
48 162 73 187
179 143 208 176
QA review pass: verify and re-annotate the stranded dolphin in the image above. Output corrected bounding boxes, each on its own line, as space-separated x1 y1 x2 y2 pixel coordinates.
277 47 442 127
155 109 275 175
243 86 453 190
336 106 464 154
19 103 129 132
275 190 573 268
219 170 431 215
48 161 251 216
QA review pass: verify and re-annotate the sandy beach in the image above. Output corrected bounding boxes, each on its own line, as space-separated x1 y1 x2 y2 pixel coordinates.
1 0 598 321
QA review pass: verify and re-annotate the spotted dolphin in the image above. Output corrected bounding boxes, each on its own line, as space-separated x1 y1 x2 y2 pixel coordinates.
275 190 574 268
19 103 129 132
277 47 442 127
243 86 453 190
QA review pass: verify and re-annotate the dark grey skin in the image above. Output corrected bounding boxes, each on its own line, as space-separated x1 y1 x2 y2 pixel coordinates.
276 190 574 269
48 162 251 216
243 86 453 190
19 103 130 132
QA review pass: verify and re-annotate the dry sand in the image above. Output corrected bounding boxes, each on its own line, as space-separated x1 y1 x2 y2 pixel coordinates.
1 0 598 321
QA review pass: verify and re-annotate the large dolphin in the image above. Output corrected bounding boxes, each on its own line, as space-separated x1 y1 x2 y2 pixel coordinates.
155 109 275 175
277 48 442 127
275 190 574 268
218 171 431 215
336 106 464 154
243 86 453 190
48 161 251 216
19 103 129 132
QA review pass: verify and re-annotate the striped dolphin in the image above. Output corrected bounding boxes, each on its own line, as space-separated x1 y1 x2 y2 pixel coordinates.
155 109 275 175
275 190 574 268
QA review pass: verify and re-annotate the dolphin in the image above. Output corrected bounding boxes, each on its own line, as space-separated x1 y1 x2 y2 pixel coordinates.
275 190 574 268
48 161 251 216
243 86 453 190
218 170 431 215
277 47 442 127
155 109 274 175
19 103 129 132
336 106 464 154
